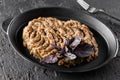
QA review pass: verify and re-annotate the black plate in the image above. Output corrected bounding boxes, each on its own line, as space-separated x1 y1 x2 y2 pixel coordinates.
7 7 118 72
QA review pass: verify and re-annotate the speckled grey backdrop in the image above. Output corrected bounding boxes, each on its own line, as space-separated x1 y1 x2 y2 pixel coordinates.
0 0 120 80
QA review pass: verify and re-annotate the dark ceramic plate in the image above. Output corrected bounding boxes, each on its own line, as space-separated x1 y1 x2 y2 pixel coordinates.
2 7 119 72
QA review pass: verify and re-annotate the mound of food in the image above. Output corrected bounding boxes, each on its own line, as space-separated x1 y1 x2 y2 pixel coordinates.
22 17 98 67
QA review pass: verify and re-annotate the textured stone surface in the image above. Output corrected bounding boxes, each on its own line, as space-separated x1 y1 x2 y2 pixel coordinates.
0 0 120 80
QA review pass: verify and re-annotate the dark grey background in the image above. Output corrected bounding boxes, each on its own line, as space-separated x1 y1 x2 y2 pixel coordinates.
0 0 120 80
